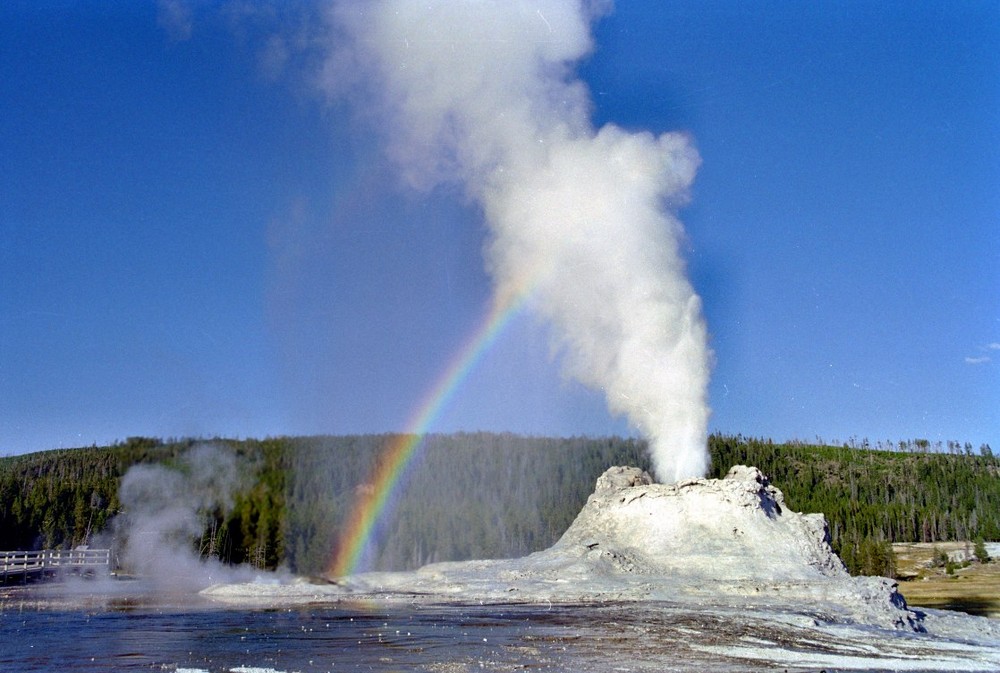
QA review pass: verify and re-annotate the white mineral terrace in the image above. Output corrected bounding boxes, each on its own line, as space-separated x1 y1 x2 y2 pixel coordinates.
201 466 1000 671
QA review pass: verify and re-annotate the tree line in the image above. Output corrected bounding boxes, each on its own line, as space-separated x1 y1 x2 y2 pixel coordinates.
1 433 997 578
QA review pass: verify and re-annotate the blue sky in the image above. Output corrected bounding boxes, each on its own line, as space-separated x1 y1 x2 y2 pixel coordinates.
1 1 997 455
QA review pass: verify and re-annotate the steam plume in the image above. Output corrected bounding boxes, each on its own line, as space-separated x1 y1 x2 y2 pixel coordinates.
116 444 258 592
324 1 711 482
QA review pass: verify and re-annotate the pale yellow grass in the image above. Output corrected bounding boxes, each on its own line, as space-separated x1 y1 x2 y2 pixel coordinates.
893 542 1000 618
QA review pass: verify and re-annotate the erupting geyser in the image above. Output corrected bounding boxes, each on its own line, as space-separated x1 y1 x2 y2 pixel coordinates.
323 0 712 482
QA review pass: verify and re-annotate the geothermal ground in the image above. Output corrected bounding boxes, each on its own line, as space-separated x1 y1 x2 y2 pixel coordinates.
201 466 1000 671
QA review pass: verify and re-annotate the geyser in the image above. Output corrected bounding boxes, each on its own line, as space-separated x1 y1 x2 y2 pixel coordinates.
323 0 712 482
194 466 1000 671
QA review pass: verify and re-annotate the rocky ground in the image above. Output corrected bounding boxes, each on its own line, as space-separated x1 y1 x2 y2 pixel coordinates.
202 466 1000 671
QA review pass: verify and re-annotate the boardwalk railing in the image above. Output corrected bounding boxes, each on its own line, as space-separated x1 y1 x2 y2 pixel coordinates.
1 548 111 582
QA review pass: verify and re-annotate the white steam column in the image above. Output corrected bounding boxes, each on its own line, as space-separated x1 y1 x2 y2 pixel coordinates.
324 0 712 482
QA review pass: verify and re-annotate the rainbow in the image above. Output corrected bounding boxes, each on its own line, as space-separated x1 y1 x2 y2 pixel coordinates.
327 283 536 577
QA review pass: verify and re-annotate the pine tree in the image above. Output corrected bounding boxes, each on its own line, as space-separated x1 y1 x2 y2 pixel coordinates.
975 537 991 564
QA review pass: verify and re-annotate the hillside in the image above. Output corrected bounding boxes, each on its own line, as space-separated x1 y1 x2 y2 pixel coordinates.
708 435 1000 575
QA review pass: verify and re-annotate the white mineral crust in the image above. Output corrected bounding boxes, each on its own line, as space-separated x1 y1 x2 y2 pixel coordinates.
203 465 1000 670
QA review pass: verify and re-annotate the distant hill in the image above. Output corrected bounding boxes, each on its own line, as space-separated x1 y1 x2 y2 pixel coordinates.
1 433 997 577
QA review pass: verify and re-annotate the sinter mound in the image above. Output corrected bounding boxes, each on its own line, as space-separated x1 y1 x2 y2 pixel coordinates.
202 464 1000 667
556 464 847 581
269 465 910 629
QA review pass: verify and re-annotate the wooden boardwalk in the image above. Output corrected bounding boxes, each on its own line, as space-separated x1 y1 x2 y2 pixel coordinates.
1 548 111 583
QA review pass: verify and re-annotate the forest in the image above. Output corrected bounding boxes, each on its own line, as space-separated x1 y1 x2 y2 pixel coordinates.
1 433 997 578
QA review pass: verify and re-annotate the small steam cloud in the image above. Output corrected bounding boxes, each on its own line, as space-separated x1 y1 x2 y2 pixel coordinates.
156 0 193 42
115 444 259 593
323 1 712 482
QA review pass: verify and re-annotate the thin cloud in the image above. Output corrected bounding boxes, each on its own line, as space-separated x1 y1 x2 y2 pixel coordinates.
259 34 289 81
158 0 193 42
965 341 1000 363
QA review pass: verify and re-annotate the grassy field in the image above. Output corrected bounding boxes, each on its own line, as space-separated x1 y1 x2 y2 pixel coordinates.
893 542 1000 618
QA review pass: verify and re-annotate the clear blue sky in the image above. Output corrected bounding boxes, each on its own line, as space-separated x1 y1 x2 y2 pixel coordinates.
1 1 997 455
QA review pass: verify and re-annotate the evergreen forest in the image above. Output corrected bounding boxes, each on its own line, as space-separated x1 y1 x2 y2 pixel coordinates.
1 433 996 579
